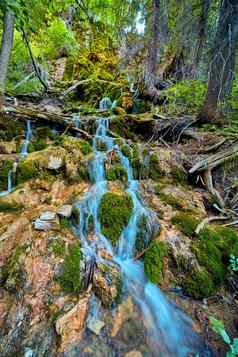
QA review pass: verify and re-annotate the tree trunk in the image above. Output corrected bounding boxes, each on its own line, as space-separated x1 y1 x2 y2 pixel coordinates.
144 0 160 103
199 0 238 123
0 10 15 106
192 0 211 75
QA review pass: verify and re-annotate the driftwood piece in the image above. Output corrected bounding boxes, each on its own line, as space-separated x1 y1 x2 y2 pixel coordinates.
198 138 227 154
204 169 225 208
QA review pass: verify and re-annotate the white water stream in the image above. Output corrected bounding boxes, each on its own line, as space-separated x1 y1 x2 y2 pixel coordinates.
74 115 212 356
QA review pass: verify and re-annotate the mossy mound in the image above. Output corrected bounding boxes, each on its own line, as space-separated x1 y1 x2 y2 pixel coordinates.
171 212 199 236
149 153 163 180
58 243 81 293
144 240 168 284
184 270 215 299
62 136 92 156
99 192 134 246
192 226 238 285
0 200 23 212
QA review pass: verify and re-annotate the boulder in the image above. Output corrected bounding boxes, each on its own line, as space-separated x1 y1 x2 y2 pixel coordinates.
56 295 89 352
40 211 56 221
57 205 73 218
48 156 63 170
87 317 105 335
33 210 59 231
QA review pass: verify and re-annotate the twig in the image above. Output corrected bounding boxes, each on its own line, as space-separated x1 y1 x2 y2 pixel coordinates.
195 215 229 234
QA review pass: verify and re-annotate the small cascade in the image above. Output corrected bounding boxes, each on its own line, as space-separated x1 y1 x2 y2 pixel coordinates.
20 120 32 156
73 113 81 128
0 120 32 197
99 97 117 111
74 117 212 356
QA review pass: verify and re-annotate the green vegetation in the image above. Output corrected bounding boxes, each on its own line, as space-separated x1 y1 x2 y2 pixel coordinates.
158 192 184 210
59 217 71 230
170 166 187 185
99 192 134 246
171 212 199 236
184 270 215 299
106 164 128 182
0 200 23 212
58 243 81 293
149 153 163 180
230 255 238 272
16 159 39 184
28 138 48 152
51 240 65 257
144 240 168 284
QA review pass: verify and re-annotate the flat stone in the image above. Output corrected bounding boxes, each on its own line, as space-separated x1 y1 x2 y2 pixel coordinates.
57 205 73 218
40 211 56 221
87 317 105 335
48 156 63 170
33 219 53 231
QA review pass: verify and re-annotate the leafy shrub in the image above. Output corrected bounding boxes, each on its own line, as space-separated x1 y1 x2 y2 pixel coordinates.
144 240 168 284
164 80 207 114
99 192 134 246
106 164 128 182
58 243 81 293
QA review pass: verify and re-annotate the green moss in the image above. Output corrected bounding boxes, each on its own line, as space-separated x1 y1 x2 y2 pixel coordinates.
58 243 81 293
144 240 168 284
0 200 23 212
99 192 134 246
192 226 238 285
158 192 184 210
51 241 65 257
106 164 128 182
2 244 26 292
184 270 215 299
0 160 13 190
28 138 48 152
59 217 71 230
79 140 92 155
171 165 187 185
149 153 163 180
16 159 39 184
171 212 199 236
0 116 24 141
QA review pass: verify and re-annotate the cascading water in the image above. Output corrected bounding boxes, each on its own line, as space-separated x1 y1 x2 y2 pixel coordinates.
20 120 32 156
74 117 213 356
99 97 117 111
73 113 81 129
0 120 32 197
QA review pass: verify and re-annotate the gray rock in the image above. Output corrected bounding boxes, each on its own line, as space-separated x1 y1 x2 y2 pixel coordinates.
57 205 73 218
48 156 63 170
40 211 56 221
87 317 105 335
33 219 53 231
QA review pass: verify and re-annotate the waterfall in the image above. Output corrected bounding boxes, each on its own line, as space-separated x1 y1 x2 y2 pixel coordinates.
73 113 81 129
99 97 117 111
20 120 32 156
0 120 32 197
74 118 212 356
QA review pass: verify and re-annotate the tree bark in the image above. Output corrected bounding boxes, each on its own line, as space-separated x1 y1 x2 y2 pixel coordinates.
199 0 238 123
144 0 160 103
0 10 15 106
192 0 211 75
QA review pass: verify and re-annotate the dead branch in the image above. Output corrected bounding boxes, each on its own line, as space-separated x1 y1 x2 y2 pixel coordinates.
198 138 227 154
204 169 225 208
195 215 229 234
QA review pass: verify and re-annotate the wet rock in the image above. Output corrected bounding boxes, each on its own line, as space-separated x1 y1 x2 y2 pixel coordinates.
56 295 89 352
57 205 73 218
40 211 56 221
48 156 63 170
87 317 105 335
0 217 31 266
111 296 134 337
33 210 59 231
93 262 121 307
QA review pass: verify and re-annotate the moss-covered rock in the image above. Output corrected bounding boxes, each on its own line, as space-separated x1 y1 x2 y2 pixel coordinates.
106 164 128 182
170 165 187 185
0 200 23 212
144 240 168 284
184 270 215 299
171 212 199 236
157 192 184 210
28 138 48 153
99 192 133 246
149 153 163 180
58 243 81 293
